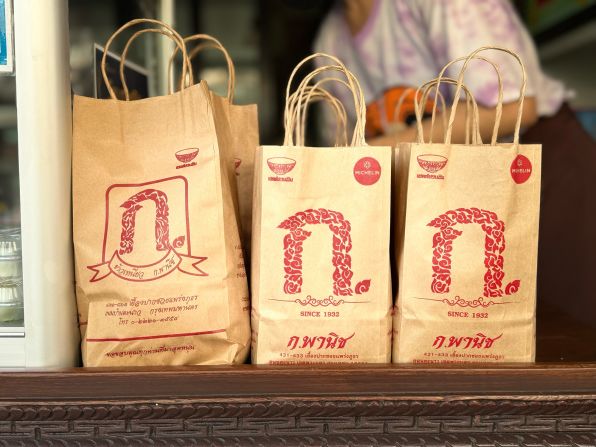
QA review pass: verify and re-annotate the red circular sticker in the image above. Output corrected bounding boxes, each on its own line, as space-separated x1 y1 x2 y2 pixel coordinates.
510 155 532 184
353 157 381 185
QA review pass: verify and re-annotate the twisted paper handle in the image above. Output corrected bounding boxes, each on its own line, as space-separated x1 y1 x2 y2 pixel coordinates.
414 78 482 145
287 82 349 146
432 54 504 145
445 47 527 146
168 34 235 102
101 18 189 100
284 53 366 147
119 28 192 101
392 87 448 144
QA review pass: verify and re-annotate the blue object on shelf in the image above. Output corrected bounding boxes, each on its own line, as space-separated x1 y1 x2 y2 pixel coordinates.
576 111 596 140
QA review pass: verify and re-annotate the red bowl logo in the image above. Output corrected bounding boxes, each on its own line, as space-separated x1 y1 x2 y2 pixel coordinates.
267 157 296 175
175 148 199 163
417 154 447 173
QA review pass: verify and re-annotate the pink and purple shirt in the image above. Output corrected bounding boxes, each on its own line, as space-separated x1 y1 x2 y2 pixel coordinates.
314 0 568 138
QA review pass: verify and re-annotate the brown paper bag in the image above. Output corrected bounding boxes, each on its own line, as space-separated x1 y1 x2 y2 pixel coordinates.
73 19 250 366
393 47 541 364
168 35 259 259
251 54 392 364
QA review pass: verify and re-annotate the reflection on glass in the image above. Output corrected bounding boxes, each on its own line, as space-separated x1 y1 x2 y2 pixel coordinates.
0 76 22 329
0 228 22 324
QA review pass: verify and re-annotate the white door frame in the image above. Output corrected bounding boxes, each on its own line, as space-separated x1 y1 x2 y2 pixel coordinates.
10 0 78 367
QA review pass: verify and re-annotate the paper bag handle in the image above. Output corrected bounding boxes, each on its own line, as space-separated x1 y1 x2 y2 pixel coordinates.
415 78 482 145
289 76 351 146
416 82 477 144
284 53 366 146
119 28 192 101
298 82 348 147
290 87 348 147
168 34 235 102
446 47 527 146
101 18 189 100
433 55 503 145
422 82 477 145
287 83 349 147
393 87 448 144
417 86 456 144
287 76 350 146
290 66 365 146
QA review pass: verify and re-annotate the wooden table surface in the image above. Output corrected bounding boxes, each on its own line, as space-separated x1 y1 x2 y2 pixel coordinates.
0 302 594 446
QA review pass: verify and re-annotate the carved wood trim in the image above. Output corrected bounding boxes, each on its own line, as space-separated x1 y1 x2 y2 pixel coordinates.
0 399 595 445
1 365 595 445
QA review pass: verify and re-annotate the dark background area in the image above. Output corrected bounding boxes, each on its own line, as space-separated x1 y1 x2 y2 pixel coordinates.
0 0 592 257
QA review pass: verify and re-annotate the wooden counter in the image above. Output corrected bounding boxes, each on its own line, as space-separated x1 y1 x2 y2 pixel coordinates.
0 303 594 445
0 363 595 445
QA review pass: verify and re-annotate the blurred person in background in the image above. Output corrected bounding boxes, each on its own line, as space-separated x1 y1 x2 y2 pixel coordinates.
315 0 596 338
315 0 564 144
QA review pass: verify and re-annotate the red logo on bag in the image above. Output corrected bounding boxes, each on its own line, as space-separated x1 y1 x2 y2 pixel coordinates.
87 176 208 282
417 154 447 173
287 332 355 350
279 208 371 296
427 207 520 299
432 333 503 350
234 158 242 176
353 157 381 185
510 155 532 184
175 148 199 169
417 154 447 180
267 157 295 182
268 157 295 175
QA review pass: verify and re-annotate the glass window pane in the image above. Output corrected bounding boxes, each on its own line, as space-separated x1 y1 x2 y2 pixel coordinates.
0 75 23 330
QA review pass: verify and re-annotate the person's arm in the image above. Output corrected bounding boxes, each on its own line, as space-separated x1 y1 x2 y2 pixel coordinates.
368 97 537 146
343 0 376 36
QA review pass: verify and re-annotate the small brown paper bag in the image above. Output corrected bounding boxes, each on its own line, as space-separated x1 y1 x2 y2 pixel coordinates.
251 54 392 364
393 47 541 364
73 19 250 366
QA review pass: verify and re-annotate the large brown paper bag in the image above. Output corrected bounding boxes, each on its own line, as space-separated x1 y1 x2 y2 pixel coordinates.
167 35 259 260
251 54 392 364
393 47 541 364
73 19 250 366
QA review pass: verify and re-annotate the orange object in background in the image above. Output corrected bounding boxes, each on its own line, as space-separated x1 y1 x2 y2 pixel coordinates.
365 86 436 139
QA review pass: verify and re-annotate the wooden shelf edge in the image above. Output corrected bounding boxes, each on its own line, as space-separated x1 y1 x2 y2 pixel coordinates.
0 363 595 445
1 362 595 401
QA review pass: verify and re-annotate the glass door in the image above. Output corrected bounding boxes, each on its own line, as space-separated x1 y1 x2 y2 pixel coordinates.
0 1 23 336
